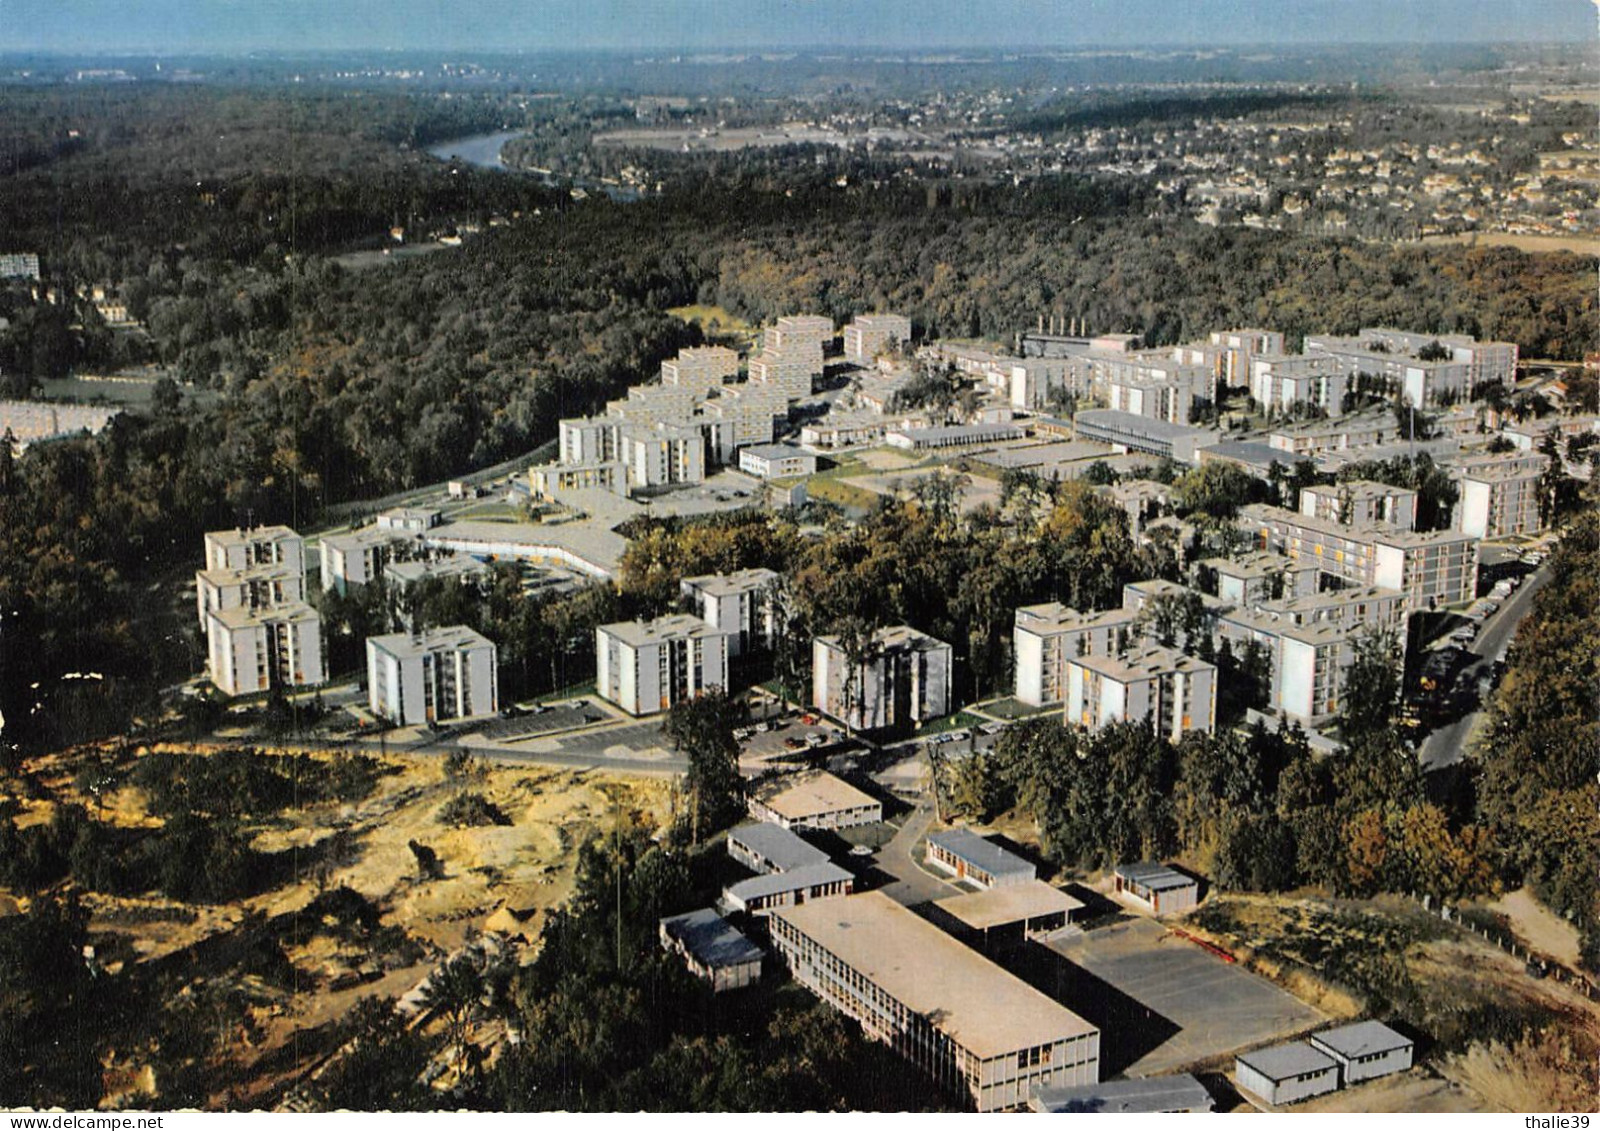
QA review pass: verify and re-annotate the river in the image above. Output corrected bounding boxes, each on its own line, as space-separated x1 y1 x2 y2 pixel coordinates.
425 130 641 201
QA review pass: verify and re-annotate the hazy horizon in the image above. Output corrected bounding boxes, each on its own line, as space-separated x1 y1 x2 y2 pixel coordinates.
6 0 1595 56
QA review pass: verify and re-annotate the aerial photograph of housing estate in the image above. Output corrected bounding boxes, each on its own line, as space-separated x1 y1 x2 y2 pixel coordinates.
0 0 1596 1116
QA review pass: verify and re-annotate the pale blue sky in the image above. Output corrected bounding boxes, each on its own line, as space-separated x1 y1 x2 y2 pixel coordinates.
4 0 1594 54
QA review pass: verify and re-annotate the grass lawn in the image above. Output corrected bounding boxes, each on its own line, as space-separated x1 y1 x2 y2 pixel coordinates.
668 304 760 349
457 501 530 523
914 710 985 737
976 697 1058 721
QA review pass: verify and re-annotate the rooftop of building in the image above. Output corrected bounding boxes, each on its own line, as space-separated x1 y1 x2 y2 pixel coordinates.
368 625 493 658
727 823 830 873
425 518 629 574
205 524 301 545
1015 602 1139 633
926 828 1036 878
934 879 1084 931
1114 861 1198 892
724 862 854 903
1238 503 1478 549
384 555 491 586
887 422 1025 442
754 771 880 823
196 561 302 586
976 440 1112 470
1302 478 1418 500
1201 550 1305 580
1236 1040 1339 1083
681 567 781 597
1259 584 1404 616
1310 1020 1412 1060
659 908 763 969
1030 1073 1212 1114
598 614 732 648
207 600 319 629
321 525 398 550
739 442 815 462
773 891 1097 1059
1074 409 1214 443
815 624 950 654
1197 440 1290 469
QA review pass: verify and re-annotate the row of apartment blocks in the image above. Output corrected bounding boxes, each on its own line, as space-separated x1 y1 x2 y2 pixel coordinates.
1008 325 1515 424
534 313 910 501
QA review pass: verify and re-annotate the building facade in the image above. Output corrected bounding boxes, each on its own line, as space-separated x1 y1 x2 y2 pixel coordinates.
366 626 499 726
206 603 324 697
596 615 732 716
1064 645 1217 740
680 568 779 657
812 625 952 732
770 892 1100 1112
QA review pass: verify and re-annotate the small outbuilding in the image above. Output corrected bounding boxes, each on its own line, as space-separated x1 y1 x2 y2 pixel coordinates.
1235 1041 1340 1106
1029 1073 1214 1114
1113 862 1199 915
932 880 1083 951
659 908 763 993
926 828 1036 889
1309 1020 1414 1086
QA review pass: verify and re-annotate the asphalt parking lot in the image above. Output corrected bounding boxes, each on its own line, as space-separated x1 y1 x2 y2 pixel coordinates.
1039 916 1325 1076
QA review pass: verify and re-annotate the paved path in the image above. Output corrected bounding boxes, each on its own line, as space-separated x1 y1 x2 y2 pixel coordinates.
873 797 959 907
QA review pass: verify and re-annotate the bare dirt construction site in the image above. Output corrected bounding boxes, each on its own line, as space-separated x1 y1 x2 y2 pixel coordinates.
1187 894 1600 1112
4 742 672 1109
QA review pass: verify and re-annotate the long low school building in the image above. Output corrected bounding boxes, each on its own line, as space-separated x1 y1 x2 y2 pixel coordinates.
771 891 1100 1112
721 862 854 915
748 770 883 830
926 828 1037 890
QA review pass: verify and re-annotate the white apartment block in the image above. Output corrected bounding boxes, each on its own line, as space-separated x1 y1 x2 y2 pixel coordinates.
771 892 1100 1112
203 526 305 575
1267 412 1400 457
1007 357 1081 409
747 350 818 400
1206 329 1285 388
366 626 498 726
660 345 740 392
596 614 732 716
559 416 621 465
320 526 396 594
737 443 817 479
842 313 912 363
1201 550 1319 606
530 459 627 500
1453 453 1548 539
195 562 305 636
1013 603 1140 707
680 568 779 657
765 314 836 358
1249 354 1349 416
1299 480 1419 530
206 603 324 697
1064 645 1217 741
1239 504 1478 610
1108 373 1194 424
618 423 707 489
812 625 951 732
1303 328 1517 407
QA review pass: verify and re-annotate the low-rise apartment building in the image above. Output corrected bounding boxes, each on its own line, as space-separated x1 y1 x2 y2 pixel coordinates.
1013 603 1140 707
1064 645 1217 740
843 313 912 362
195 562 305 637
204 525 305 575
366 625 498 726
596 614 732 716
680 568 778 656
1299 480 1419 530
737 443 817 479
1453 452 1548 539
812 625 952 732
206 602 324 697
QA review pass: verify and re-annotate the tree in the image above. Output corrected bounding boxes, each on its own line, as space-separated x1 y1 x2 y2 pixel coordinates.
421 954 486 1076
311 997 436 1111
662 689 747 842
1338 627 1402 742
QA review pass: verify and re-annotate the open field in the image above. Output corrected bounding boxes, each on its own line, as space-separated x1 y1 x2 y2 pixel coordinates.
1412 232 1600 256
5 743 672 1107
1189 894 1600 1112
